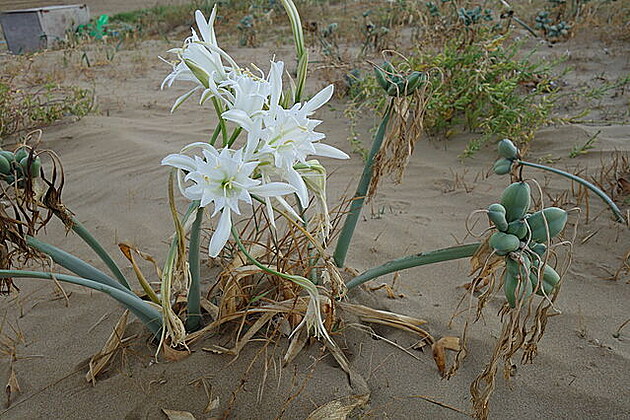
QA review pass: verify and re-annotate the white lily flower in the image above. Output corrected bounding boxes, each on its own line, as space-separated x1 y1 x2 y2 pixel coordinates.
223 64 349 206
202 68 271 119
162 145 296 257
161 7 235 111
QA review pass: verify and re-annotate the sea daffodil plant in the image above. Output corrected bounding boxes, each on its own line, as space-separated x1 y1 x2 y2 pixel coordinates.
0 3 625 418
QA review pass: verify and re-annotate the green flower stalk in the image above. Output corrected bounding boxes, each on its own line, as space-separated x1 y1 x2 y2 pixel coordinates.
279 0 307 102
68 217 131 289
516 160 625 223
186 205 204 332
346 243 481 289
493 139 625 223
26 236 133 295
333 100 394 267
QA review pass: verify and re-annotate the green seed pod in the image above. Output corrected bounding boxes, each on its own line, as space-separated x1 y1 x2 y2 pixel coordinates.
487 203 508 231
504 254 533 308
0 155 10 175
526 207 568 243
493 158 513 175
501 182 531 222
490 232 520 256
404 71 425 94
14 147 28 163
383 61 395 74
387 82 400 96
0 151 15 163
507 220 528 240
497 139 518 160
19 156 41 178
387 78 409 96
530 262 560 296
529 242 547 257
374 66 391 92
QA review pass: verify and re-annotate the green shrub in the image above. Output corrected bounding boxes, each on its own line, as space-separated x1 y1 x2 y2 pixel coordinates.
347 30 560 157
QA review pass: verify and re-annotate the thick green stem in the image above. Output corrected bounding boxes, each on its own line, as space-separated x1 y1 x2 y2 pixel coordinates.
211 97 229 146
227 127 243 147
209 123 221 146
279 0 307 102
333 101 394 267
517 160 625 223
0 270 162 334
26 236 133 295
186 206 204 332
68 217 131 289
346 243 481 290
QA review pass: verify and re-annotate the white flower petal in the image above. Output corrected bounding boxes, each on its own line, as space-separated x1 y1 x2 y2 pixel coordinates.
275 196 303 223
301 85 334 115
264 196 276 228
250 182 297 197
195 10 210 43
181 142 217 154
287 168 309 207
209 209 231 257
312 143 350 160
269 61 284 108
161 154 197 171
222 109 257 132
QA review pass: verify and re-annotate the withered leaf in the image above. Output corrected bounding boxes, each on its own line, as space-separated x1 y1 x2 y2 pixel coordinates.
5 366 20 408
161 408 196 420
306 394 369 420
86 310 129 384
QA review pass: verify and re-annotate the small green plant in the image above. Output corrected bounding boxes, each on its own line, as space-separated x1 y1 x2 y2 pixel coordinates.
535 10 572 39
458 6 494 26
569 130 600 158
0 75 93 142
237 14 256 46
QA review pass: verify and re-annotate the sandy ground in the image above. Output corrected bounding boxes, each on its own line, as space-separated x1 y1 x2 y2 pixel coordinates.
0 1 629 419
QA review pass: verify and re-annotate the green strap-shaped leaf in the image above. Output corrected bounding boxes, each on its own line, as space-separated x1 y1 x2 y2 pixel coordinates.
0 270 162 334
27 236 133 295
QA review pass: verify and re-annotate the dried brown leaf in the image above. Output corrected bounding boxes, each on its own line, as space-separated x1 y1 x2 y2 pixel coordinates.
162 343 191 361
118 242 160 303
227 312 275 356
225 244 267 271
340 302 433 343
283 326 308 366
200 297 219 320
306 394 369 420
325 339 370 396
161 408 196 420
439 336 461 351
432 336 462 377
86 310 129 384
205 397 219 414
5 365 20 408
432 341 447 376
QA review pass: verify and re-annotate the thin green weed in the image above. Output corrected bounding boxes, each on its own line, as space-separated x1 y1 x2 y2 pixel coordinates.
0 73 93 143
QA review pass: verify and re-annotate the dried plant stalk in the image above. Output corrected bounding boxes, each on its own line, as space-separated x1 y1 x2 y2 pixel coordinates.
369 84 431 198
